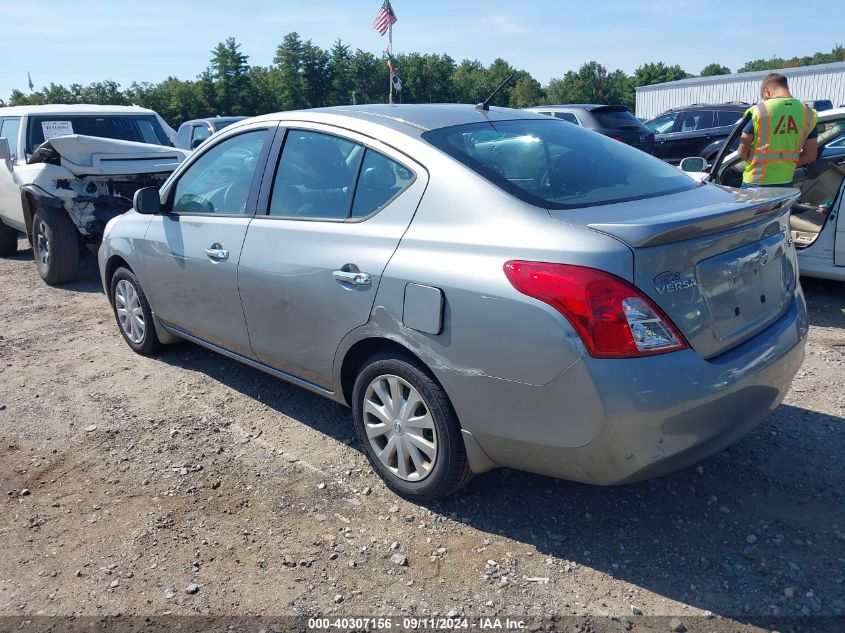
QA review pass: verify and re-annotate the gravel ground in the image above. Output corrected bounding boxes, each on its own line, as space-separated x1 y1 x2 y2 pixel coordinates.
1 238 844 633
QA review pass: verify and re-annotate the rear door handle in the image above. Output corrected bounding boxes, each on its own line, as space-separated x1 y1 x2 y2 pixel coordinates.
204 244 229 261
333 269 371 286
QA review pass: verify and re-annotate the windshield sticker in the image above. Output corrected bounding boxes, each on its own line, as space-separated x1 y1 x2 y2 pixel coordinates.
41 121 74 141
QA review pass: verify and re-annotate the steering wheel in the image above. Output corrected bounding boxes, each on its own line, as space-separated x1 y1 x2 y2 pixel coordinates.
177 193 215 214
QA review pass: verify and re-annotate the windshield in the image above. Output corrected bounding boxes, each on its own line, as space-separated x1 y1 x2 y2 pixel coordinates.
423 119 698 210
26 115 173 153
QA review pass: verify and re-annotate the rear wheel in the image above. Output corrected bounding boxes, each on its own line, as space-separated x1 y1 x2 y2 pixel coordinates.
352 353 472 500
0 221 17 256
32 207 79 284
110 267 162 355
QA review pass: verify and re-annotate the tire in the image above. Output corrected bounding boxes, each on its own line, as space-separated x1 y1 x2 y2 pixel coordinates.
352 352 472 501
32 207 79 284
109 267 162 356
0 221 17 256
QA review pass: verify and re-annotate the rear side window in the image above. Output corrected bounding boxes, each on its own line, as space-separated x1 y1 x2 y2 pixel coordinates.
269 130 413 220
717 110 743 127
591 108 641 129
553 112 579 124
423 119 698 210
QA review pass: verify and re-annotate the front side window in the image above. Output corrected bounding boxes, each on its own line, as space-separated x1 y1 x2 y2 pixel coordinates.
423 119 698 210
678 110 714 132
26 115 173 152
171 129 268 215
0 118 21 160
645 112 677 134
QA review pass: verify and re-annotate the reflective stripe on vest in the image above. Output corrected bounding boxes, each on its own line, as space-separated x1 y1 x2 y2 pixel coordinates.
744 99 814 185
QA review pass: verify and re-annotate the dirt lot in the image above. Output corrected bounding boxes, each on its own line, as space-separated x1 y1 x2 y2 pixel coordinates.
1 238 844 632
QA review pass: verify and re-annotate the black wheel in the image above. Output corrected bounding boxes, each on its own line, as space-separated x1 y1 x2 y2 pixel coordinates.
32 207 79 284
0 221 17 256
352 352 472 501
110 267 162 355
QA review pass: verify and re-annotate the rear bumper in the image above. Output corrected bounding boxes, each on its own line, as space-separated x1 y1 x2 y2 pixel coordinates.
450 289 808 484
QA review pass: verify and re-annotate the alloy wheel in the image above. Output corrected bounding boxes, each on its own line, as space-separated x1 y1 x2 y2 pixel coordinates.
363 374 438 482
114 280 146 344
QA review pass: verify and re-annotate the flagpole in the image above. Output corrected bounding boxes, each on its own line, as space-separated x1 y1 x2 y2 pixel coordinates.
388 21 394 105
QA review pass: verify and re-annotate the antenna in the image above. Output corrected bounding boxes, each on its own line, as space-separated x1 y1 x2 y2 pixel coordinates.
476 74 515 111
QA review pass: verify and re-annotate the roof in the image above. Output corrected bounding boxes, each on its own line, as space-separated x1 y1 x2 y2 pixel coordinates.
525 104 629 111
0 103 159 116
636 61 845 92
247 104 549 134
181 116 248 126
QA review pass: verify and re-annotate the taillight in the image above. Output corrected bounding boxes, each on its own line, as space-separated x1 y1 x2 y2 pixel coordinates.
503 261 688 358
602 133 624 142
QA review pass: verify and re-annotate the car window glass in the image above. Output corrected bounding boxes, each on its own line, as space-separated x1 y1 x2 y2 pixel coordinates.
424 119 697 210
817 120 845 145
172 129 268 215
679 110 714 132
26 115 173 152
717 110 743 127
646 113 677 134
350 150 414 218
191 125 211 144
269 130 362 220
827 133 845 148
553 112 579 124
0 118 21 160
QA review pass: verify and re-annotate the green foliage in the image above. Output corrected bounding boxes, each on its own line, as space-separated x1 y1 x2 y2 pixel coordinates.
7 37 841 127
547 62 629 108
738 45 845 72
701 63 731 76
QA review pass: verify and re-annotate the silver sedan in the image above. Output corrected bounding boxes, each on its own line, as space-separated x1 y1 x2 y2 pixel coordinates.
99 105 808 500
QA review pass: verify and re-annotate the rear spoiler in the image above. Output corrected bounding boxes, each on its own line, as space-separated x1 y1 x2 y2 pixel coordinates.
587 189 799 248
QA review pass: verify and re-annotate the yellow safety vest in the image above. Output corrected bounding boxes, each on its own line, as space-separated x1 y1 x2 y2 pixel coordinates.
743 98 817 185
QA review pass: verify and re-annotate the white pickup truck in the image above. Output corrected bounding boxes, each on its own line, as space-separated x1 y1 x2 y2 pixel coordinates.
0 104 188 284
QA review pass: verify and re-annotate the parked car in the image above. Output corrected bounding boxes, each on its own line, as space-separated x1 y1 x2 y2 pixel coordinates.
644 103 748 165
679 107 845 282
524 105 654 154
100 104 807 500
0 104 188 283
175 116 248 150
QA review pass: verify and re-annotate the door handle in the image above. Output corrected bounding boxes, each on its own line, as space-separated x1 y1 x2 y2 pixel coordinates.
204 244 229 261
333 269 371 286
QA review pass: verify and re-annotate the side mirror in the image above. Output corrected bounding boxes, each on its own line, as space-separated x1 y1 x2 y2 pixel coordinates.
679 156 707 173
0 137 11 164
191 138 205 150
133 187 162 215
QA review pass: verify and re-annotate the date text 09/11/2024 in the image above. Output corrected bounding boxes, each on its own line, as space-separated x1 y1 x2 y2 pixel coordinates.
307 617 528 630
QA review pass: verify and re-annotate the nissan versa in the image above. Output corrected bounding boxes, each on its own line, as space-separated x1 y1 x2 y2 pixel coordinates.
98 105 808 500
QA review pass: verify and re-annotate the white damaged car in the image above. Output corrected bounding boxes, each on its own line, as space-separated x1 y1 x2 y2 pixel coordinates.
0 104 188 284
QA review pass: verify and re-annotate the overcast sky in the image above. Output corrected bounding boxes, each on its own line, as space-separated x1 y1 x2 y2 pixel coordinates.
2 0 843 101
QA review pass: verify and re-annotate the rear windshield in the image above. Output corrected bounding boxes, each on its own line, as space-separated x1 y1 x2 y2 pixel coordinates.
590 108 642 129
26 115 173 153
422 119 698 210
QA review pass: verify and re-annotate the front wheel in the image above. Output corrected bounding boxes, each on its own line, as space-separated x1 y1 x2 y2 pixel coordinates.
110 267 162 355
32 207 79 284
352 353 472 500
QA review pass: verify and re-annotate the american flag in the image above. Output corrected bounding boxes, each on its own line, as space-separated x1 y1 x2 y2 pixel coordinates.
372 0 397 36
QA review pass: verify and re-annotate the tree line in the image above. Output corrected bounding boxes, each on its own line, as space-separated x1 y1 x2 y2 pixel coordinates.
3 36 843 127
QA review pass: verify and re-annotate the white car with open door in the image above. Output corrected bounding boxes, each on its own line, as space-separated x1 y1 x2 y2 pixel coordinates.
679 107 845 282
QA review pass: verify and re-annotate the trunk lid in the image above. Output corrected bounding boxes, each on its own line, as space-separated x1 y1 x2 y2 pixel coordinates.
551 183 800 358
30 134 188 176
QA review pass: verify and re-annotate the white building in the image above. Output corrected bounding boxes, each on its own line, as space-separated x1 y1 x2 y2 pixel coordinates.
635 61 845 120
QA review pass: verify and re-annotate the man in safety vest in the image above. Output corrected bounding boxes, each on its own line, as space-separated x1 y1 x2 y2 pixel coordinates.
737 73 818 188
